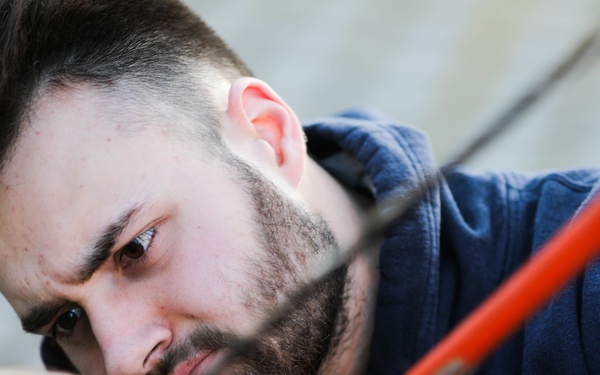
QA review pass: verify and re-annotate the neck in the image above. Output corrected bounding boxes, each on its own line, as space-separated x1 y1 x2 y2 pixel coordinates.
320 249 380 375
299 158 381 374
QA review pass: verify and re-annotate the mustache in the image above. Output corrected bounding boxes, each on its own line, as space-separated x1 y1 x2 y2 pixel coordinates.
148 325 235 375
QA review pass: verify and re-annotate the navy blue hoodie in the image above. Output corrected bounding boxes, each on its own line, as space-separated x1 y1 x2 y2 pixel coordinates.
304 108 600 374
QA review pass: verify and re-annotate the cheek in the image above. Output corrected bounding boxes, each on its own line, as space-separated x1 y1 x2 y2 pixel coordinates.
164 169 269 330
158 221 262 330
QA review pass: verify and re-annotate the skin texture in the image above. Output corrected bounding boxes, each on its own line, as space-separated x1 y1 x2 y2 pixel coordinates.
0 77 378 374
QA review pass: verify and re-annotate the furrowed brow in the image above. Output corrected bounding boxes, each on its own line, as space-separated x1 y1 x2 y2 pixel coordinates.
72 205 142 284
19 206 142 333
20 301 65 334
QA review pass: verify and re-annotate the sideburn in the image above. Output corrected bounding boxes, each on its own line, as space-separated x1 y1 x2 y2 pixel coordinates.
223 152 350 374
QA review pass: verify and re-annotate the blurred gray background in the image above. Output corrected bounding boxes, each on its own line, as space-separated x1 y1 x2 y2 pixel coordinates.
3 0 600 369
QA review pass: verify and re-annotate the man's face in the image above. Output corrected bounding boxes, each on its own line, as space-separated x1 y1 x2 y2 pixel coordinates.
0 88 345 374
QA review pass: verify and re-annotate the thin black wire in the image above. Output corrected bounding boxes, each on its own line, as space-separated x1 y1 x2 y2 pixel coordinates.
205 27 600 375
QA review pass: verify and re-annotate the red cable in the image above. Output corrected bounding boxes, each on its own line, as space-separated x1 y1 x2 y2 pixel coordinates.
406 193 600 375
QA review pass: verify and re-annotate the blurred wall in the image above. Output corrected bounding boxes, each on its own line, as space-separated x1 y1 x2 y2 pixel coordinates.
189 0 600 171
2 0 600 368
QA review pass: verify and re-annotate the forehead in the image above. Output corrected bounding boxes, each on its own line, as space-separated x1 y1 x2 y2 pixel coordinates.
6 87 139 182
1 87 156 211
0 87 195 306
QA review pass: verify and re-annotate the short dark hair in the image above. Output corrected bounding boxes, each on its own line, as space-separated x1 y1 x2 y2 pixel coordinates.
0 0 252 170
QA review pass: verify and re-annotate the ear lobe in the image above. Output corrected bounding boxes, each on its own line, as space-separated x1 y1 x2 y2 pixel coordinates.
225 77 306 187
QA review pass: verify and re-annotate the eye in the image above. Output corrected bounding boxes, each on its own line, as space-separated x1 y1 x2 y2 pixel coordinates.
53 307 83 339
120 227 156 263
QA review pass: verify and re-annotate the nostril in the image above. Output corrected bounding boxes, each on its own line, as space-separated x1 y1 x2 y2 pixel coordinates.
144 341 164 369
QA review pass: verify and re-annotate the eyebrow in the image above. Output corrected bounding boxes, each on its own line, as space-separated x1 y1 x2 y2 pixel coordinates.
73 205 142 284
20 301 65 334
19 205 142 333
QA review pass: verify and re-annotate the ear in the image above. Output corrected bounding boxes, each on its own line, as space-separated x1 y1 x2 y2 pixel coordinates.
223 77 306 187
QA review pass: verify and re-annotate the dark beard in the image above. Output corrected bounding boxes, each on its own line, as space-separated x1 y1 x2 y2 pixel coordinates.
151 155 348 375
234 156 348 374
152 271 346 375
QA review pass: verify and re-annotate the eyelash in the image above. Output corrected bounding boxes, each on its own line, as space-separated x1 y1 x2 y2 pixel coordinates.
51 306 85 342
118 227 158 270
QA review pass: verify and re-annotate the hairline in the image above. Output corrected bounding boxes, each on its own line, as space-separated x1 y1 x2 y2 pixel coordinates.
1 60 236 177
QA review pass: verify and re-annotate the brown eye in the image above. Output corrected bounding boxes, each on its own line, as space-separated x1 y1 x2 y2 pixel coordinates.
54 307 83 337
122 241 144 260
121 228 155 260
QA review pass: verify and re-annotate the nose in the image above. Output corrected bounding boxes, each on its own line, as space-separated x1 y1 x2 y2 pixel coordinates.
85 291 172 375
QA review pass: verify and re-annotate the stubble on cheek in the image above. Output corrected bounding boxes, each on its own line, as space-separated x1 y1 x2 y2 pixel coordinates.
211 152 349 374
